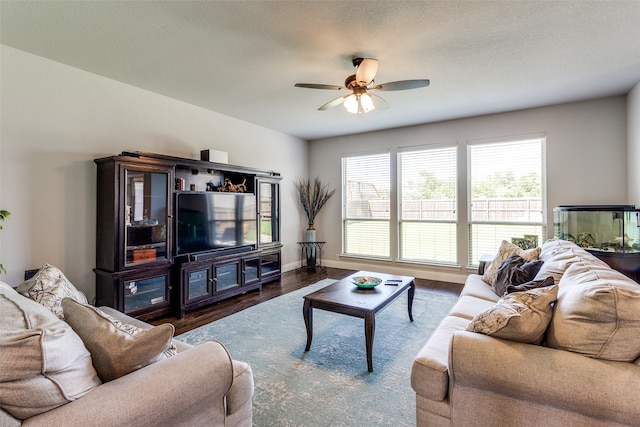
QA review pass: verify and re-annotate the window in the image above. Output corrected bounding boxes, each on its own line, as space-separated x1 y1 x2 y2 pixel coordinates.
342 152 390 258
340 135 546 269
399 146 457 264
468 136 546 265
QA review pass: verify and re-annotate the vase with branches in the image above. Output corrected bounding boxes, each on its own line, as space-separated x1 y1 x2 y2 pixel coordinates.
294 177 335 230
0 210 10 274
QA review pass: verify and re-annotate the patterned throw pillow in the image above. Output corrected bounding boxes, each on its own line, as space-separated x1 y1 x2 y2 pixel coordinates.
466 285 558 345
62 298 177 382
16 263 87 319
482 240 541 285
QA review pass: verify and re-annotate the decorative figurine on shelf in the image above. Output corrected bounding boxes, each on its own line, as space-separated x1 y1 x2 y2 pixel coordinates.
218 178 247 193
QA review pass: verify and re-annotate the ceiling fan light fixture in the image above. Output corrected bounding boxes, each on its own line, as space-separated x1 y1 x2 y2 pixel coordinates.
295 56 428 113
344 93 358 114
344 92 375 114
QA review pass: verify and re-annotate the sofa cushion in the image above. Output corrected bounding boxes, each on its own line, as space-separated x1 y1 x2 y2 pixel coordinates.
546 262 640 361
449 295 498 320
459 274 501 303
482 240 540 285
535 239 609 279
466 285 558 344
62 298 177 382
16 263 87 319
0 282 101 420
492 254 543 296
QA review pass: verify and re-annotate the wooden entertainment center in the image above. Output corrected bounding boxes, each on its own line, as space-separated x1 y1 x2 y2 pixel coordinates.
94 151 281 320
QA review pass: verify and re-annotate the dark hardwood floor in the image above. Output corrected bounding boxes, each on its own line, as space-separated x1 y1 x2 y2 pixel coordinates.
150 267 463 336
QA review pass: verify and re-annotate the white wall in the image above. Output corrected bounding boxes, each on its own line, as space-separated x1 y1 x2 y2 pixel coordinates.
310 96 628 283
628 82 640 206
0 46 308 300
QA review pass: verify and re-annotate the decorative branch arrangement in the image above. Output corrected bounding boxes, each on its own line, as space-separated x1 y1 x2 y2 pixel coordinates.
294 178 335 229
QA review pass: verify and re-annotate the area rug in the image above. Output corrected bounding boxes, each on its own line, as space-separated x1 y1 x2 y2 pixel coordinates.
179 279 457 426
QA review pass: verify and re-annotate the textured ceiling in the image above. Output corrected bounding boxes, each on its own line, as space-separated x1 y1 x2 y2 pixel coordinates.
1 1 639 140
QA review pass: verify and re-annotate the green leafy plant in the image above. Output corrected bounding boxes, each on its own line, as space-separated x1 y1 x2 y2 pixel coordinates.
294 178 335 229
0 210 10 274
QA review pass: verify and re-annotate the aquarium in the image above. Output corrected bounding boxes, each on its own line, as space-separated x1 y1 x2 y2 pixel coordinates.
554 205 640 253
554 205 640 283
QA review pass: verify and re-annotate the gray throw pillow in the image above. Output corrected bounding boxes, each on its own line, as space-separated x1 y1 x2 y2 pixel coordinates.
493 254 544 296
505 276 554 294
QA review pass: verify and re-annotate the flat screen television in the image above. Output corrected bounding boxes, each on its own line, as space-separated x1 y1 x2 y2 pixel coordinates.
175 192 257 256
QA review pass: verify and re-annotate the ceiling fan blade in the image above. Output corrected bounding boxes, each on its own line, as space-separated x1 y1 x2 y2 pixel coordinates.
318 94 350 111
295 83 347 90
370 79 430 91
355 58 378 86
370 93 390 110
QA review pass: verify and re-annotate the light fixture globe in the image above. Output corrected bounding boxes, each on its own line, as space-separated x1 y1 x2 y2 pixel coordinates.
360 93 375 113
343 93 358 114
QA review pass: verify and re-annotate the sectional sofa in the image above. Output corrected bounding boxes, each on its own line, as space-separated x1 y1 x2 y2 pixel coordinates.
411 239 640 427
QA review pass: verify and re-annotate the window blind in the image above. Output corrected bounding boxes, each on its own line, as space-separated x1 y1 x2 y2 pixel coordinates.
468 137 545 265
399 146 457 264
342 152 390 258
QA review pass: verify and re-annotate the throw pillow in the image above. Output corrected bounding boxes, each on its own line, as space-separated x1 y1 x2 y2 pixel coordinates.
492 254 544 296
62 298 177 382
16 263 88 319
482 240 541 285
0 282 101 420
505 276 554 294
546 262 640 361
466 284 558 345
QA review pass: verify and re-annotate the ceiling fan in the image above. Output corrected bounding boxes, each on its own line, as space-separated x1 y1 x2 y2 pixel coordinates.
295 57 429 114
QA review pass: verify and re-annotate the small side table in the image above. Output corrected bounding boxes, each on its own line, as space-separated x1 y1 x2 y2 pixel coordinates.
296 241 326 272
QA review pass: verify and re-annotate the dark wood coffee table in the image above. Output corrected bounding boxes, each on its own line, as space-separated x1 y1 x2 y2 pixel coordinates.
303 271 415 372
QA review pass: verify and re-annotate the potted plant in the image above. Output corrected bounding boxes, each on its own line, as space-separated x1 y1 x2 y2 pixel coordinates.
294 177 335 238
0 210 10 274
295 178 334 268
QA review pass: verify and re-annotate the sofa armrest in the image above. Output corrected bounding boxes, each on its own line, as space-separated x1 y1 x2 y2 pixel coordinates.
449 331 640 426
23 341 235 427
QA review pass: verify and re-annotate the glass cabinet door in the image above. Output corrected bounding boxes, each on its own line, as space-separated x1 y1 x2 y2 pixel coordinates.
187 268 210 300
258 180 279 245
214 262 240 292
124 167 170 266
123 273 170 313
243 256 260 285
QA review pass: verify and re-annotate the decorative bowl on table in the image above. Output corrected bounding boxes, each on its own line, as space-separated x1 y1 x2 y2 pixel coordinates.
351 276 383 288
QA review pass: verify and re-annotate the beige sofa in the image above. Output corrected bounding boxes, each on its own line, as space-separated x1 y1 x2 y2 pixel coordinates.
0 281 253 427
412 239 640 427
